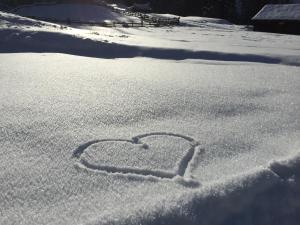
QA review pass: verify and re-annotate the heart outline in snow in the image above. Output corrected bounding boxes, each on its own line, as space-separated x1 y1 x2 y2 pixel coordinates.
73 132 202 180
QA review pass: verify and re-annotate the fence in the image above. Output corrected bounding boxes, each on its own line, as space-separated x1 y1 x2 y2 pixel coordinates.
27 16 168 27
106 3 180 27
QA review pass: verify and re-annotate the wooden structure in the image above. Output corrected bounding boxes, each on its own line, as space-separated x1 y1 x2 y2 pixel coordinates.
107 3 180 27
252 4 300 35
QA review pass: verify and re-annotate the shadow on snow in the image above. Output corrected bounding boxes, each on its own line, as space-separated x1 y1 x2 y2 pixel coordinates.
1 29 299 66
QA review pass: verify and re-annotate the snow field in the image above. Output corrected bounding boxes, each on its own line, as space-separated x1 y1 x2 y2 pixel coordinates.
0 6 300 225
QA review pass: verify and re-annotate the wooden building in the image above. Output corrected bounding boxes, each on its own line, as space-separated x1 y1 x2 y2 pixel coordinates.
252 4 300 34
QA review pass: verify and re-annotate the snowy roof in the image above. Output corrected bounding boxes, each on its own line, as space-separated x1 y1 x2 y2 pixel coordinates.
252 4 300 21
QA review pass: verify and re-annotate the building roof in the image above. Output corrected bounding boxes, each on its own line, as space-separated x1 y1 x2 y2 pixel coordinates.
252 4 300 21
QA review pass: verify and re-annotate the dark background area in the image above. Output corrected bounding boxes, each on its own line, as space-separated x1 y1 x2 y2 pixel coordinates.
0 0 294 23
122 0 291 23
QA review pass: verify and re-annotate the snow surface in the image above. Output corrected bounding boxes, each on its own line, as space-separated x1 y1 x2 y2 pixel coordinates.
252 4 300 21
13 3 139 23
0 6 300 225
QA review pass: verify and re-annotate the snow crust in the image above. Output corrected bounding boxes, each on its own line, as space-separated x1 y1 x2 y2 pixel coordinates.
0 7 300 225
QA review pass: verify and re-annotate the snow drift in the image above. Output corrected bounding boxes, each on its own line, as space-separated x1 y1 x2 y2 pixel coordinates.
92 153 300 225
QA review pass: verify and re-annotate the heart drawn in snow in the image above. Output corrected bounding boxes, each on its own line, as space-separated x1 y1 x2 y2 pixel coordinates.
73 132 202 179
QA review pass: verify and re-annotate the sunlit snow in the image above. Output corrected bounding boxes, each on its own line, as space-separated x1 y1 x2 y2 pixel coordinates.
0 4 300 225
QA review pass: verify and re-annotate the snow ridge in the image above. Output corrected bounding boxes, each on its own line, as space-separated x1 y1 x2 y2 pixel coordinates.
88 153 300 225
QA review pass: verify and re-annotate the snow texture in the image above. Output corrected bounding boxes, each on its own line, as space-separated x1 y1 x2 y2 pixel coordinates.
0 5 300 225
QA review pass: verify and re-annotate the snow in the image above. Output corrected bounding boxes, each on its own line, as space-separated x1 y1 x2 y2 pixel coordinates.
77 133 200 179
252 4 300 21
13 3 139 23
0 5 300 225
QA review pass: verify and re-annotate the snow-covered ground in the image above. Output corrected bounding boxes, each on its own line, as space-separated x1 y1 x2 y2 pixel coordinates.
13 3 139 23
0 4 300 225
